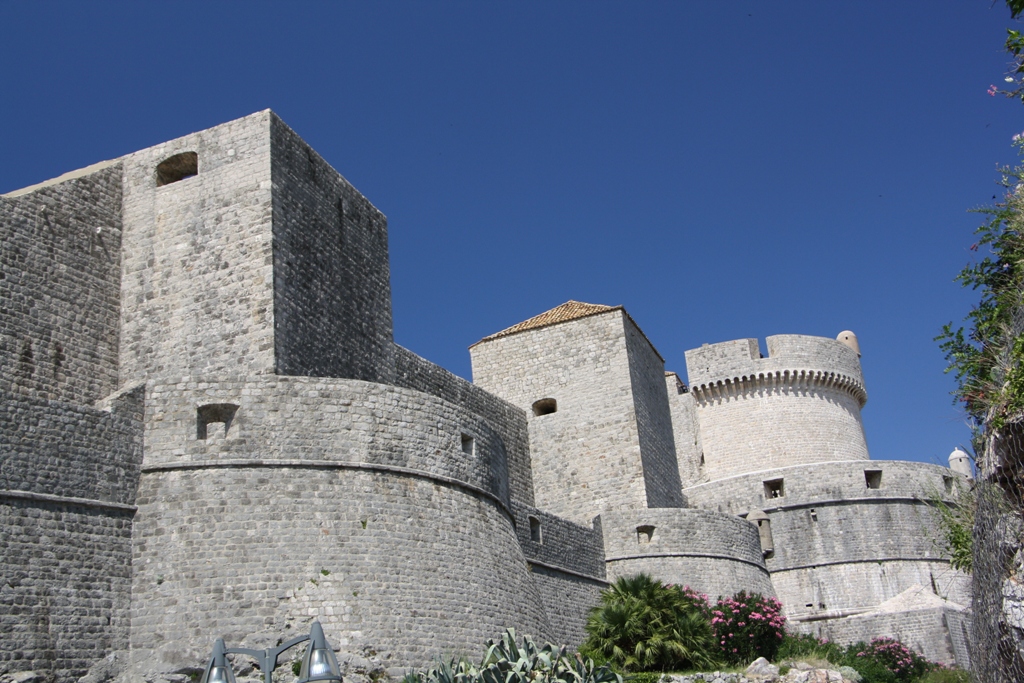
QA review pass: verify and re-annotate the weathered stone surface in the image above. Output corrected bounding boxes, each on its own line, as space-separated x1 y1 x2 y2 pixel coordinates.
0 111 972 683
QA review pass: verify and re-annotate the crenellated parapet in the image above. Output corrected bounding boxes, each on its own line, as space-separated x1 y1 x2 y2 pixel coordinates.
682 334 870 481
686 335 867 406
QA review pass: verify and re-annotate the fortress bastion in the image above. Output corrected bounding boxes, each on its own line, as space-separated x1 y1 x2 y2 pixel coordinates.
0 112 972 682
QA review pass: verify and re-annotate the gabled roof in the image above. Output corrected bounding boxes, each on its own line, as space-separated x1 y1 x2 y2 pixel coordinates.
473 301 621 344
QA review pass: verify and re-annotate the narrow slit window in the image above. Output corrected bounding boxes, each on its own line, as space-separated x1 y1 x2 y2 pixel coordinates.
529 516 542 544
532 398 557 416
156 152 199 186
461 433 475 456
865 470 883 489
763 478 785 499
197 403 238 440
636 525 655 544
943 475 954 494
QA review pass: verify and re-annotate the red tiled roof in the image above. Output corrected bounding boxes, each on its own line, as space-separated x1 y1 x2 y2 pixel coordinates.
475 301 620 343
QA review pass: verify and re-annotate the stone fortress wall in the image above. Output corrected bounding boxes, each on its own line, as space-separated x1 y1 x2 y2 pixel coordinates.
0 111 973 682
599 508 774 600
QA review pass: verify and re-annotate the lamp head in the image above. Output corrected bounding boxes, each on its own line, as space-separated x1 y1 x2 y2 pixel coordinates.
200 639 237 683
298 622 342 683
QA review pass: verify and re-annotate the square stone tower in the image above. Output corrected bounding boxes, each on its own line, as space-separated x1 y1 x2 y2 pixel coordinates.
470 301 683 525
118 110 394 388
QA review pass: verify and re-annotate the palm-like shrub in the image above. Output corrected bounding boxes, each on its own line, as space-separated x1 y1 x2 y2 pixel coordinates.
582 574 719 672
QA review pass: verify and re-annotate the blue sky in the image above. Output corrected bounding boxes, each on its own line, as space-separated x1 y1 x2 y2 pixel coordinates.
2 2 1022 467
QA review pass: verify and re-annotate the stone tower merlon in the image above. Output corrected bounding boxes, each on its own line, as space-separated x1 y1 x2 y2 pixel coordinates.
683 334 870 481
470 301 683 526
117 110 393 389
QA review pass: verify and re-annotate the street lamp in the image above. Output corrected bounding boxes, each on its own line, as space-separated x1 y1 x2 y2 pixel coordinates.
200 621 342 683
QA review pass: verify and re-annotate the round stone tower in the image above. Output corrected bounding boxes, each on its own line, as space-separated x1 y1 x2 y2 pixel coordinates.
683 334 869 481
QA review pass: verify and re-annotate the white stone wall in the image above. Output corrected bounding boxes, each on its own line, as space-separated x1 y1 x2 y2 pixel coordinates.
684 335 869 480
684 461 972 619
665 375 705 488
119 111 276 386
470 311 650 525
623 320 683 508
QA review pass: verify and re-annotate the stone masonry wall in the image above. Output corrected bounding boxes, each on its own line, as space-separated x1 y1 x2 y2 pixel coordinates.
684 336 868 481
131 374 555 671
684 461 971 617
665 374 706 488
512 504 606 648
683 461 964 516
0 387 143 681
623 319 683 508
0 386 144 503
270 115 395 384
795 607 962 666
470 311 649 525
118 111 275 386
140 376 511 506
600 509 774 600
0 498 135 682
131 467 551 674
394 345 535 507
0 163 123 404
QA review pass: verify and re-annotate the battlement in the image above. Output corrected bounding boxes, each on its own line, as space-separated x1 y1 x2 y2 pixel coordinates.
685 334 866 406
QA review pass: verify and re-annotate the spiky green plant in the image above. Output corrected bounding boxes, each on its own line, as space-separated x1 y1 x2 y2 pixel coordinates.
403 630 621 683
581 574 719 672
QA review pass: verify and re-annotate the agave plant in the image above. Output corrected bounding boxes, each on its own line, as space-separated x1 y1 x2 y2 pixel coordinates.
405 630 621 683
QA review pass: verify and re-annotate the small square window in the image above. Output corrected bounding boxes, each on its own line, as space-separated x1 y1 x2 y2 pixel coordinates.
636 525 655 544
763 478 785 499
865 470 882 489
461 433 475 456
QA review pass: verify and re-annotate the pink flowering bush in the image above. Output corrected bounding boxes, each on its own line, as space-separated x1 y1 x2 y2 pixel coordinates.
709 591 786 665
849 637 930 683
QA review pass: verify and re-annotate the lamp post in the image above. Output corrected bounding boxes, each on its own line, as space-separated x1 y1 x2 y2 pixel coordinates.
200 622 343 683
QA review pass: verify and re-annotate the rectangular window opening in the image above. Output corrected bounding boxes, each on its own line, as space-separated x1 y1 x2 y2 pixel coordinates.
461 433 475 456
636 524 655 544
865 469 883 489
529 516 542 544
763 478 785 499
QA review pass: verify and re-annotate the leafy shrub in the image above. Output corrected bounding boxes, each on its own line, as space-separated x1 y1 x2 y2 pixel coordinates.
775 632 844 666
917 668 971 683
403 629 621 683
840 638 931 683
709 591 786 665
582 574 719 672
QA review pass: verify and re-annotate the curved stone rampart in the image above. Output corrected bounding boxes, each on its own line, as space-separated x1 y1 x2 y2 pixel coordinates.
683 460 964 515
143 375 512 507
132 465 551 673
132 375 552 671
683 461 972 619
599 509 773 600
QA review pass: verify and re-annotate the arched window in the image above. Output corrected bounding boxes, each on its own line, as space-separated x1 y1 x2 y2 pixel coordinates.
156 152 199 186
532 398 557 416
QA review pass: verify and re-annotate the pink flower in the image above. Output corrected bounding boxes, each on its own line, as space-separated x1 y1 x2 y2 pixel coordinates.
989 84 999 96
